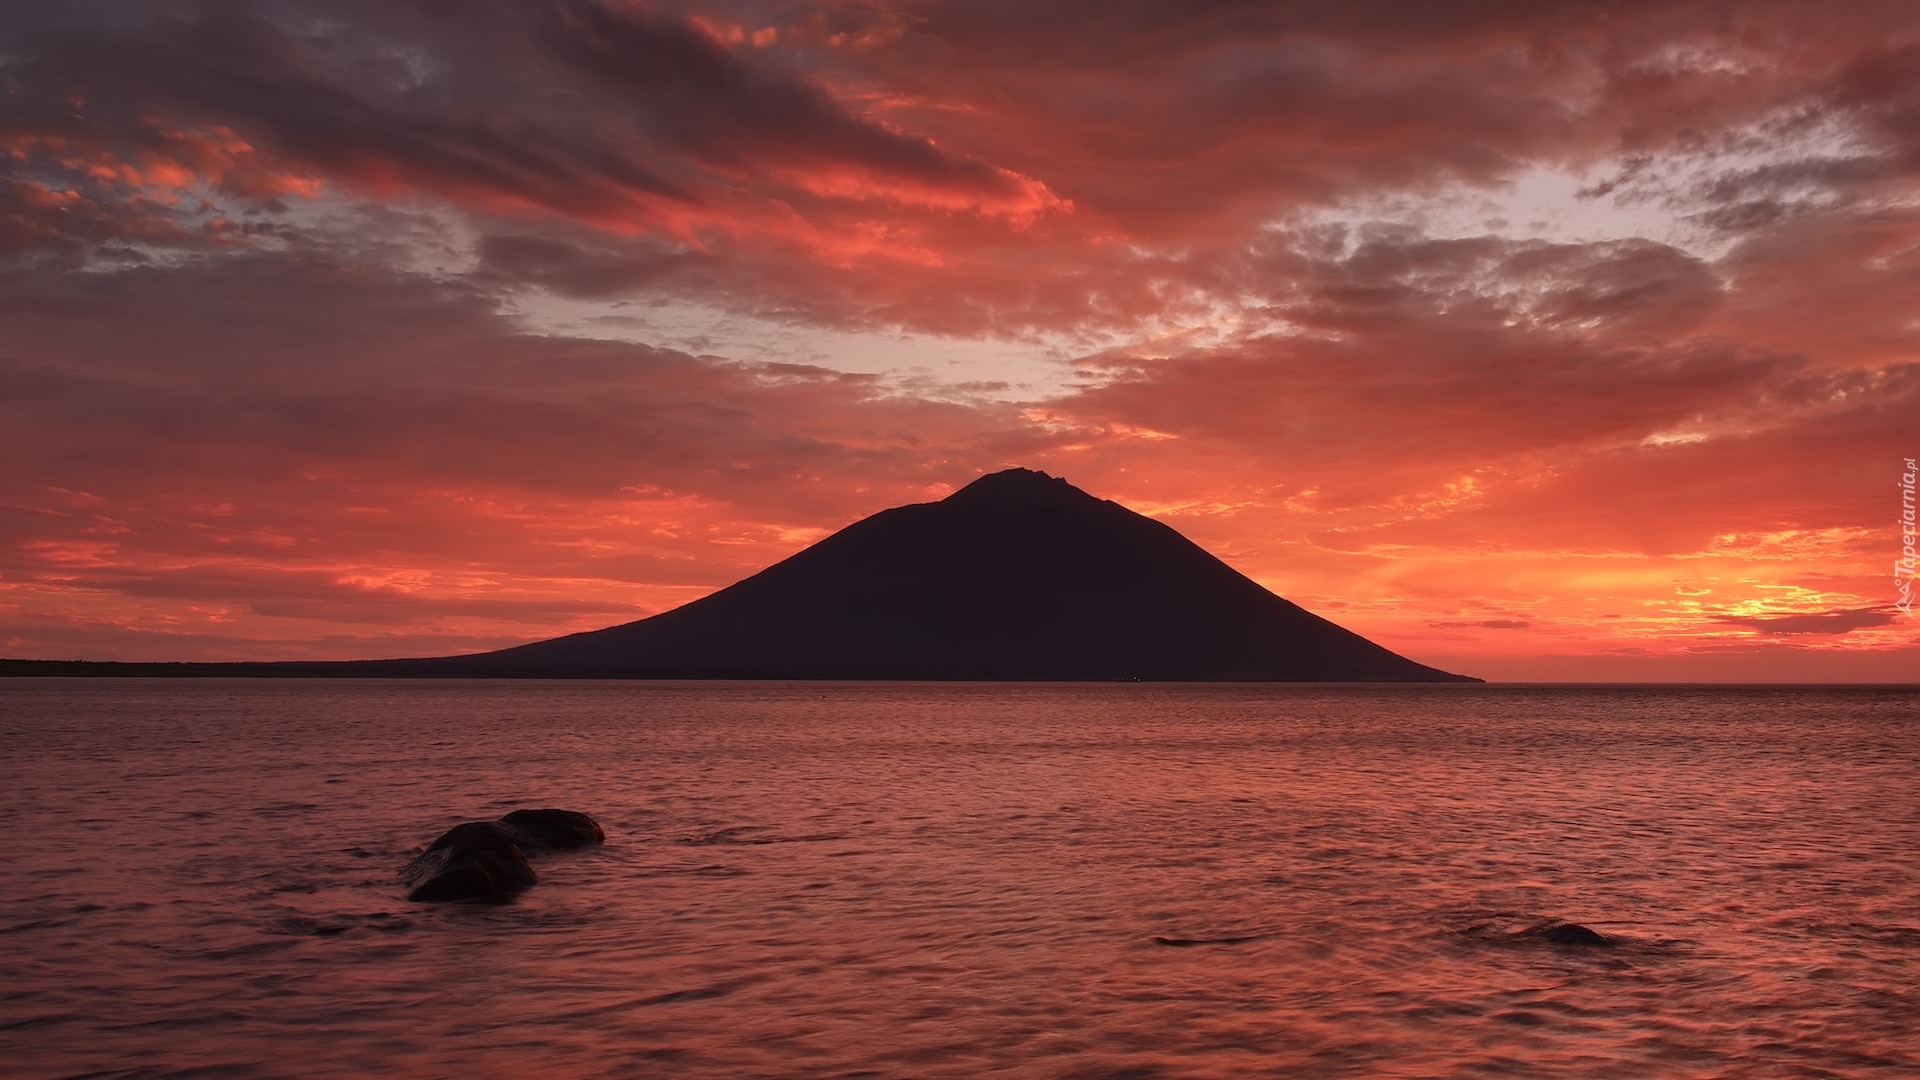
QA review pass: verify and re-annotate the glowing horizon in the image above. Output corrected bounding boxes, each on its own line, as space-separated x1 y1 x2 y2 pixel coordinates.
2 1 1917 680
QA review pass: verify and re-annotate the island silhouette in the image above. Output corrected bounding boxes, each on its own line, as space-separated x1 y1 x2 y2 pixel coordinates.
2 468 1478 681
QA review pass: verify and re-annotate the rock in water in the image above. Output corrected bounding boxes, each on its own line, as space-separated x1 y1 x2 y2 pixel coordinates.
1530 921 1612 947
499 808 606 849
402 810 604 902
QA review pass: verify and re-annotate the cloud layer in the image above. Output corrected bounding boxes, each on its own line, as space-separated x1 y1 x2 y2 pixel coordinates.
3 0 1916 676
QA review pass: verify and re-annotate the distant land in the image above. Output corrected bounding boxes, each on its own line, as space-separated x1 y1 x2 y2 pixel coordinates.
2 468 1478 682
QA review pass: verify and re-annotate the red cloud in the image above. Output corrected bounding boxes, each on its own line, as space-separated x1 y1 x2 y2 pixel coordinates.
4 1 1918 677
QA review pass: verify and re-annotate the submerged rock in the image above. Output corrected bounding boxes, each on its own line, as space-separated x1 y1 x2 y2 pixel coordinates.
1526 920 1613 947
402 809 604 903
1452 913 1619 950
1152 933 1272 947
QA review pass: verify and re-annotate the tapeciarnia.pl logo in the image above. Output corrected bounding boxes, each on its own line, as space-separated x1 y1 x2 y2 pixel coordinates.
1900 457 1917 620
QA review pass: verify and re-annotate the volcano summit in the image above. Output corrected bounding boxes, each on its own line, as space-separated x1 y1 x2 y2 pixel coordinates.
2 468 1477 681
450 468 1476 682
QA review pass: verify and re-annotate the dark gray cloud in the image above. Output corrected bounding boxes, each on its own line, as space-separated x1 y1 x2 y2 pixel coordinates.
1710 608 1900 636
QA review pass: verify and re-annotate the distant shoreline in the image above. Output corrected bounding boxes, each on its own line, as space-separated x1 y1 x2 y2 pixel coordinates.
0 658 1485 682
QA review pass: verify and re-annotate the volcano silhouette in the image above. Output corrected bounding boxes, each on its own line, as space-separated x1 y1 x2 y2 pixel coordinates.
442 468 1475 681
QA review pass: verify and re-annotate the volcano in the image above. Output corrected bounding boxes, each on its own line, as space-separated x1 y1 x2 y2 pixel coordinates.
441 468 1476 682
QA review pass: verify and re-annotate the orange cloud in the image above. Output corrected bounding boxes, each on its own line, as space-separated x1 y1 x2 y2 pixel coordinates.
2 0 1916 677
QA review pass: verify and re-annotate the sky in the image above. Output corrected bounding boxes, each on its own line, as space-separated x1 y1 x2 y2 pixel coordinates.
3 0 1917 681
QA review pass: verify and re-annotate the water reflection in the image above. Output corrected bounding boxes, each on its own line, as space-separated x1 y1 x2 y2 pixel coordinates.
6 681 1917 1077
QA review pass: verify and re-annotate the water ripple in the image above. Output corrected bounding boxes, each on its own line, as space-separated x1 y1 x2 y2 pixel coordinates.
4 680 1916 1077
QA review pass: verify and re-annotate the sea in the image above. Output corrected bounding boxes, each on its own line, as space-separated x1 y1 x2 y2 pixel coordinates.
3 680 1916 1078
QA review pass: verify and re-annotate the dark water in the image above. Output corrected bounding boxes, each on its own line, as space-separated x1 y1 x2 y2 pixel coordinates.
4 680 1917 1078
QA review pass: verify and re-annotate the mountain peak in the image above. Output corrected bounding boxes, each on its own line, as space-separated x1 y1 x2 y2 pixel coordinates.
944 467 1090 508
469 466 1479 681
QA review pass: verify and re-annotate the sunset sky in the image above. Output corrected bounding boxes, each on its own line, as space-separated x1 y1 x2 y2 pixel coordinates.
3 0 1917 680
